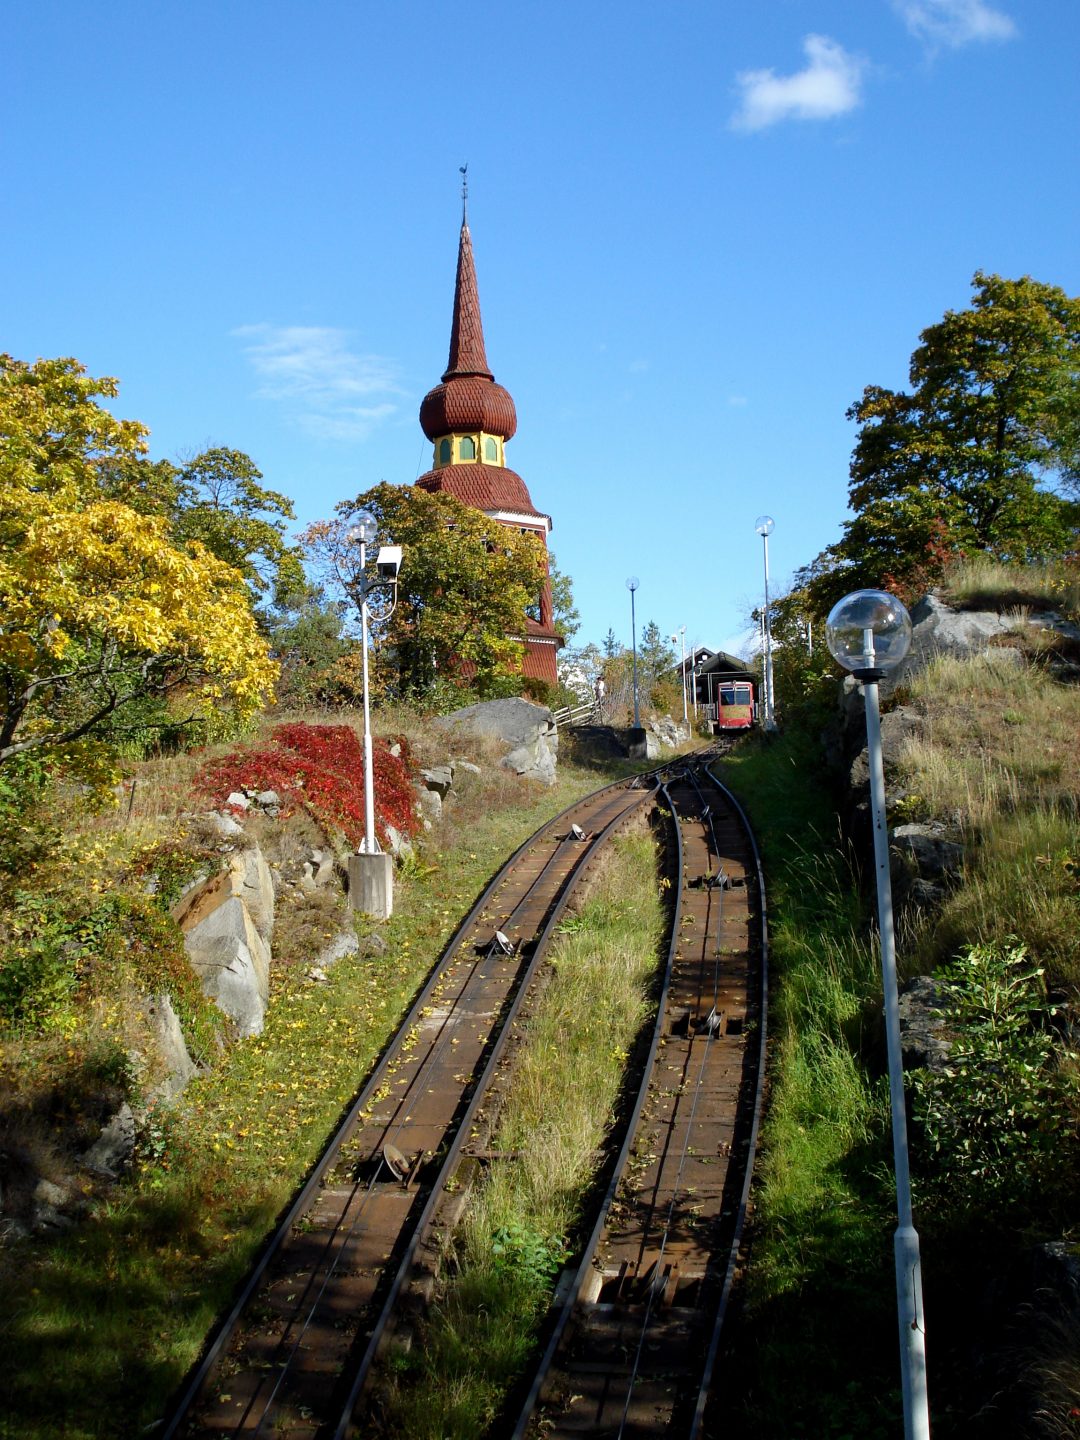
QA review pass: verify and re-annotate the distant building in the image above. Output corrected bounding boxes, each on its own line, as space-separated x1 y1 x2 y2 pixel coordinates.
415 207 561 687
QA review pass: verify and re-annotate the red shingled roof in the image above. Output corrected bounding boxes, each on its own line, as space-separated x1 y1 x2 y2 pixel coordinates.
419 221 518 442
415 462 547 520
420 376 516 441
444 222 491 380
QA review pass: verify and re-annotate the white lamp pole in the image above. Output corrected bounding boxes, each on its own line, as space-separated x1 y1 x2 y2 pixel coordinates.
826 589 930 1440
755 516 776 729
626 577 640 729
671 627 688 726
347 512 380 857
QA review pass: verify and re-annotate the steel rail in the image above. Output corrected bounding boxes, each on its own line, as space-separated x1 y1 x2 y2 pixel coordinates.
509 756 767 1439
688 761 770 1439
508 775 686 1440
160 773 655 1440
334 778 658 1437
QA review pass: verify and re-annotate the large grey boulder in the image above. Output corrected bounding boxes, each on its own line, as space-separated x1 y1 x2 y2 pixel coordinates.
436 698 559 785
887 593 1021 695
174 846 275 1037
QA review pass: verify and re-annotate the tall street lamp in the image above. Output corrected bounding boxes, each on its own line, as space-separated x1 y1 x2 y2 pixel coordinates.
345 511 401 920
826 589 930 1440
626 576 640 729
671 626 688 727
755 516 776 729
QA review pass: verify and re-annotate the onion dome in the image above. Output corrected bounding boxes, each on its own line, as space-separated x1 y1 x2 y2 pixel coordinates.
419 220 517 443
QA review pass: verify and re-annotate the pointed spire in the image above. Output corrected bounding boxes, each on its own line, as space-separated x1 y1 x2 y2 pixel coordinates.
443 207 493 382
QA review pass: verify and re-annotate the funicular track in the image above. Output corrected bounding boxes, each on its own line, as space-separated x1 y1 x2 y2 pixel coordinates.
163 775 657 1440
508 757 769 1440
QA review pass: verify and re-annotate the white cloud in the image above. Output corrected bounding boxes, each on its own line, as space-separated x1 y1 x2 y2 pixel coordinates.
893 0 1017 47
233 324 403 441
727 394 749 408
730 35 865 132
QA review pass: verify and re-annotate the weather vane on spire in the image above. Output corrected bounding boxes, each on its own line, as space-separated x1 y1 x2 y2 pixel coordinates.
459 163 468 222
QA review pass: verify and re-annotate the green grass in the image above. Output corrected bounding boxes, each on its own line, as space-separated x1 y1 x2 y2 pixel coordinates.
0 751 608 1440
941 554 1080 615
371 829 666 1439
713 732 901 1439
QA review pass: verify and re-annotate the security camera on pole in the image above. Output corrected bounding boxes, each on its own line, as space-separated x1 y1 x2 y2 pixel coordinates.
826 589 930 1440
345 510 402 920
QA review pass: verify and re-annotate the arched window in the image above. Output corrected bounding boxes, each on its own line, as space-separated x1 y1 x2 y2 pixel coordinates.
438 438 451 465
458 436 476 460
483 436 498 462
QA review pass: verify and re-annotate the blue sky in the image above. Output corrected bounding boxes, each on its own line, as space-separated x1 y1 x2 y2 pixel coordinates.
4 0 1078 660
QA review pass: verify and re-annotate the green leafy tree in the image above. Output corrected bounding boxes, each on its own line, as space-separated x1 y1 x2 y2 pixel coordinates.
547 551 580 641
302 482 547 699
172 447 305 605
638 620 676 688
602 627 619 659
808 273 1080 610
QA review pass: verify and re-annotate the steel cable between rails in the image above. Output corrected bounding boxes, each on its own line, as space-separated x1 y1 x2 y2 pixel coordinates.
333 780 658 1440
159 775 644 1440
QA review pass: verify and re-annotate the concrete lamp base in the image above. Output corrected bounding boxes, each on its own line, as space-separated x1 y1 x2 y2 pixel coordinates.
348 851 394 920
627 726 649 760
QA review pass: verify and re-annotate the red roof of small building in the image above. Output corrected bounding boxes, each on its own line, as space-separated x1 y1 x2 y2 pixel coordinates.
415 462 548 521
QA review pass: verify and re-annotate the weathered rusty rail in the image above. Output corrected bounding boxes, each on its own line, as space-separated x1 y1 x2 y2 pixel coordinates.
509 756 768 1439
162 774 657 1440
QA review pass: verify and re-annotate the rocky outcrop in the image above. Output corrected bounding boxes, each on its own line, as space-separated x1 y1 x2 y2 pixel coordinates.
141 992 197 1100
80 1102 136 1177
174 847 276 1038
435 698 559 785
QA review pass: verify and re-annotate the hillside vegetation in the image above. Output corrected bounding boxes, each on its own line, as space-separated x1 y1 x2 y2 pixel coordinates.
724 558 1080 1438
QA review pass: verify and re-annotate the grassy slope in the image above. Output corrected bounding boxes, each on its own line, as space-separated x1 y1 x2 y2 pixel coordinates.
714 733 901 1439
0 735 608 1440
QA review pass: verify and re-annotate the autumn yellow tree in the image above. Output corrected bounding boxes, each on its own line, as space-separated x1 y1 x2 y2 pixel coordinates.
0 355 277 763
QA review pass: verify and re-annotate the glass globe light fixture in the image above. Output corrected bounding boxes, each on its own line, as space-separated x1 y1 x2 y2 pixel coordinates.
626 576 639 592
754 515 775 538
825 590 912 677
346 510 378 547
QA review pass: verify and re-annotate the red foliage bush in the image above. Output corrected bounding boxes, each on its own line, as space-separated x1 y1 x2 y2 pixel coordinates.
194 723 419 849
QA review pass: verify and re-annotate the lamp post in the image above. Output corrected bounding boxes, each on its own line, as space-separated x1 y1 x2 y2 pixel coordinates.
755 516 776 729
345 510 400 920
626 577 640 729
826 589 930 1440
347 511 379 857
671 626 688 727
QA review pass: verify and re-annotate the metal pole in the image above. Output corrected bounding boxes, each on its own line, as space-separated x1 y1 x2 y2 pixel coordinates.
630 586 640 729
680 628 688 725
360 538 377 855
762 531 775 728
862 650 930 1440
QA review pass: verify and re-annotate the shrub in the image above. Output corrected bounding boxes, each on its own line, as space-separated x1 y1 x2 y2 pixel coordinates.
194 722 420 849
910 938 1079 1221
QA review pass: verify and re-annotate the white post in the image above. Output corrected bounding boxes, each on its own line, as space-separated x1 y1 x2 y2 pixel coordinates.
762 529 775 728
359 534 377 856
679 627 688 726
862 634 930 1440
